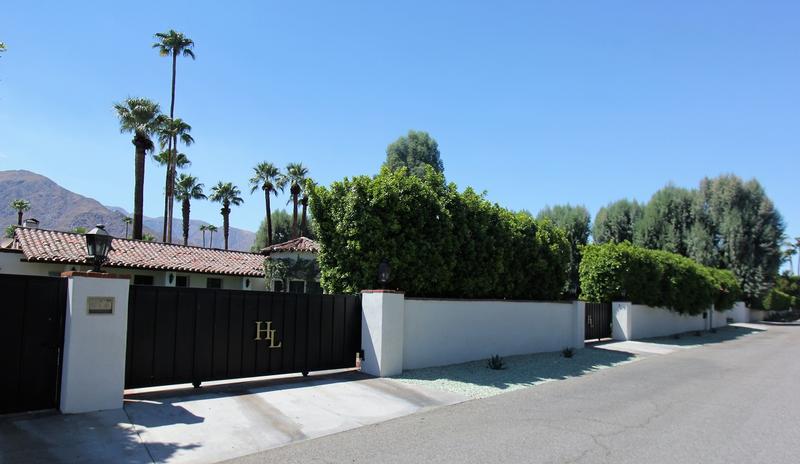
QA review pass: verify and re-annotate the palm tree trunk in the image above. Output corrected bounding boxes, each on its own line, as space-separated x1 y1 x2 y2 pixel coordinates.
161 141 172 242
265 189 273 246
210 230 214 248
201 229 206 247
125 223 129 239
132 140 146 240
291 194 299 239
300 198 308 237
17 211 22 226
222 206 230 250
165 51 177 242
167 141 177 243
182 198 190 246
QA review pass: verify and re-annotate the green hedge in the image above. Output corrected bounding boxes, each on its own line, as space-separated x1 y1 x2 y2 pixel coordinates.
311 167 570 299
579 242 741 315
762 289 794 311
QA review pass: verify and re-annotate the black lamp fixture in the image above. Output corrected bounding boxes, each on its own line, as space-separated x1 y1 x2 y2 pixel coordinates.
85 224 113 272
377 259 391 289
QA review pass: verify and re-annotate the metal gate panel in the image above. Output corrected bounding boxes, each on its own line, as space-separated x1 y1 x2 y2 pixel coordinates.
585 302 612 341
125 286 362 389
0 274 66 414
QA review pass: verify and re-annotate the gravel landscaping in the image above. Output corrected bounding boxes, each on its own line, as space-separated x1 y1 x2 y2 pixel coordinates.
393 347 638 399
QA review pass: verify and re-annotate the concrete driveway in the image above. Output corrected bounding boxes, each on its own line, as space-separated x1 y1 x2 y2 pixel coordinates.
0 371 464 464
226 324 799 464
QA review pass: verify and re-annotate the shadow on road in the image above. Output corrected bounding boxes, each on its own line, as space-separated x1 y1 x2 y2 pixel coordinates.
641 326 764 348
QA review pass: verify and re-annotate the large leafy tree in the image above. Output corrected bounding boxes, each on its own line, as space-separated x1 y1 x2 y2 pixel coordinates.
174 174 206 246
689 175 785 303
592 199 643 244
383 130 444 177
634 185 695 255
537 204 591 297
279 163 309 239
249 162 283 246
157 117 194 242
113 97 162 240
9 199 31 226
209 182 243 250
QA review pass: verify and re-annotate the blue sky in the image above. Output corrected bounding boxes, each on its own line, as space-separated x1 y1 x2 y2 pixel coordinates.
1 1 798 248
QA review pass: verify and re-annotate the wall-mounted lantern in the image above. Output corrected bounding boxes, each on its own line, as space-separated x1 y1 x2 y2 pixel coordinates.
377 259 391 289
85 224 112 273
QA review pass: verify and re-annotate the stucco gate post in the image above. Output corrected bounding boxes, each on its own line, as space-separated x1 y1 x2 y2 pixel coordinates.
59 271 130 414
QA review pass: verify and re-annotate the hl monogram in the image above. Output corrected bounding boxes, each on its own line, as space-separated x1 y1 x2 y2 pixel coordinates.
253 321 282 348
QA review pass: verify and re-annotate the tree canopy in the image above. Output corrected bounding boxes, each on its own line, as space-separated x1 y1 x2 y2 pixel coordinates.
382 130 444 177
592 199 643 244
252 209 316 252
537 204 591 296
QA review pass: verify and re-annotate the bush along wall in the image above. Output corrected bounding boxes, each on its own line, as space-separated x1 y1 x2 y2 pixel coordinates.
310 167 570 299
761 288 794 311
579 242 742 315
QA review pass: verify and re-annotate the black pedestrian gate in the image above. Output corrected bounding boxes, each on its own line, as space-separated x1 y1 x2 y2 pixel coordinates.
125 286 362 389
585 302 612 341
0 274 67 414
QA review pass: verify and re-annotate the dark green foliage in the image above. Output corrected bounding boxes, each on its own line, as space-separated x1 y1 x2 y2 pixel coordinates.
252 210 316 252
774 274 800 301
634 185 695 255
487 354 506 370
561 347 575 358
537 205 591 297
4 225 15 238
593 199 643 244
579 242 741 315
762 289 793 311
689 175 785 305
311 167 570 299
382 130 444 177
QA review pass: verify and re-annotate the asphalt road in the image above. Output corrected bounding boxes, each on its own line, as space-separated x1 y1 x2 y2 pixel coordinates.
225 325 800 464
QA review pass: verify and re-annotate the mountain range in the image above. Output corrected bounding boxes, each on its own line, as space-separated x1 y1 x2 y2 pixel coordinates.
0 170 256 251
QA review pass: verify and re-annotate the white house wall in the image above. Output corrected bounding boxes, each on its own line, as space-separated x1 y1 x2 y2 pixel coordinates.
0 251 266 291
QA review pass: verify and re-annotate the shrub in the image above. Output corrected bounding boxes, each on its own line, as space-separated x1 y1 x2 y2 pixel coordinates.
311 167 570 299
579 242 742 315
561 347 575 358
487 354 506 370
762 289 793 311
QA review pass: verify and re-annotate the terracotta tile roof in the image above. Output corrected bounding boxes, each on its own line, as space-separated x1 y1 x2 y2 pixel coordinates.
262 236 320 254
14 228 265 277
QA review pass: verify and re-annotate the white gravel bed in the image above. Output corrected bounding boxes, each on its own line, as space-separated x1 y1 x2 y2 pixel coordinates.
393 348 638 399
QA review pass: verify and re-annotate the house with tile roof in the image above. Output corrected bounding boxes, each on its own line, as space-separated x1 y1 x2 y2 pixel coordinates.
1 227 268 291
261 236 322 293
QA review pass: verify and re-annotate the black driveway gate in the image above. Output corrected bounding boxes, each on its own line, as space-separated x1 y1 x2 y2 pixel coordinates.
125 286 362 389
0 274 67 414
585 302 612 341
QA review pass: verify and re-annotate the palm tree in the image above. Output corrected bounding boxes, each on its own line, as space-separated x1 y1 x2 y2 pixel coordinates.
152 30 195 228
249 162 283 246
199 224 209 247
209 182 243 250
207 224 218 248
299 178 315 237
114 97 162 239
157 117 194 242
279 163 309 239
9 199 31 226
153 150 191 170
174 174 206 246
123 216 132 238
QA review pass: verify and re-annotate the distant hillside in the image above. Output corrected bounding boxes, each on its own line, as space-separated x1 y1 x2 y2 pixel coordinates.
0 170 255 251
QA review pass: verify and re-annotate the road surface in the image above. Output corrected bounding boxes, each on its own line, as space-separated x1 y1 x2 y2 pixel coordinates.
226 324 800 464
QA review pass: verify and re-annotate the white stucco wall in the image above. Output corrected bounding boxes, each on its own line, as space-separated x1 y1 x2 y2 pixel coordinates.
729 302 750 323
612 302 734 340
402 299 581 370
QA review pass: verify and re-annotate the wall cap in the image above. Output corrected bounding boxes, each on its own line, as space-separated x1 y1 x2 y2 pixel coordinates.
61 271 131 280
361 289 405 294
